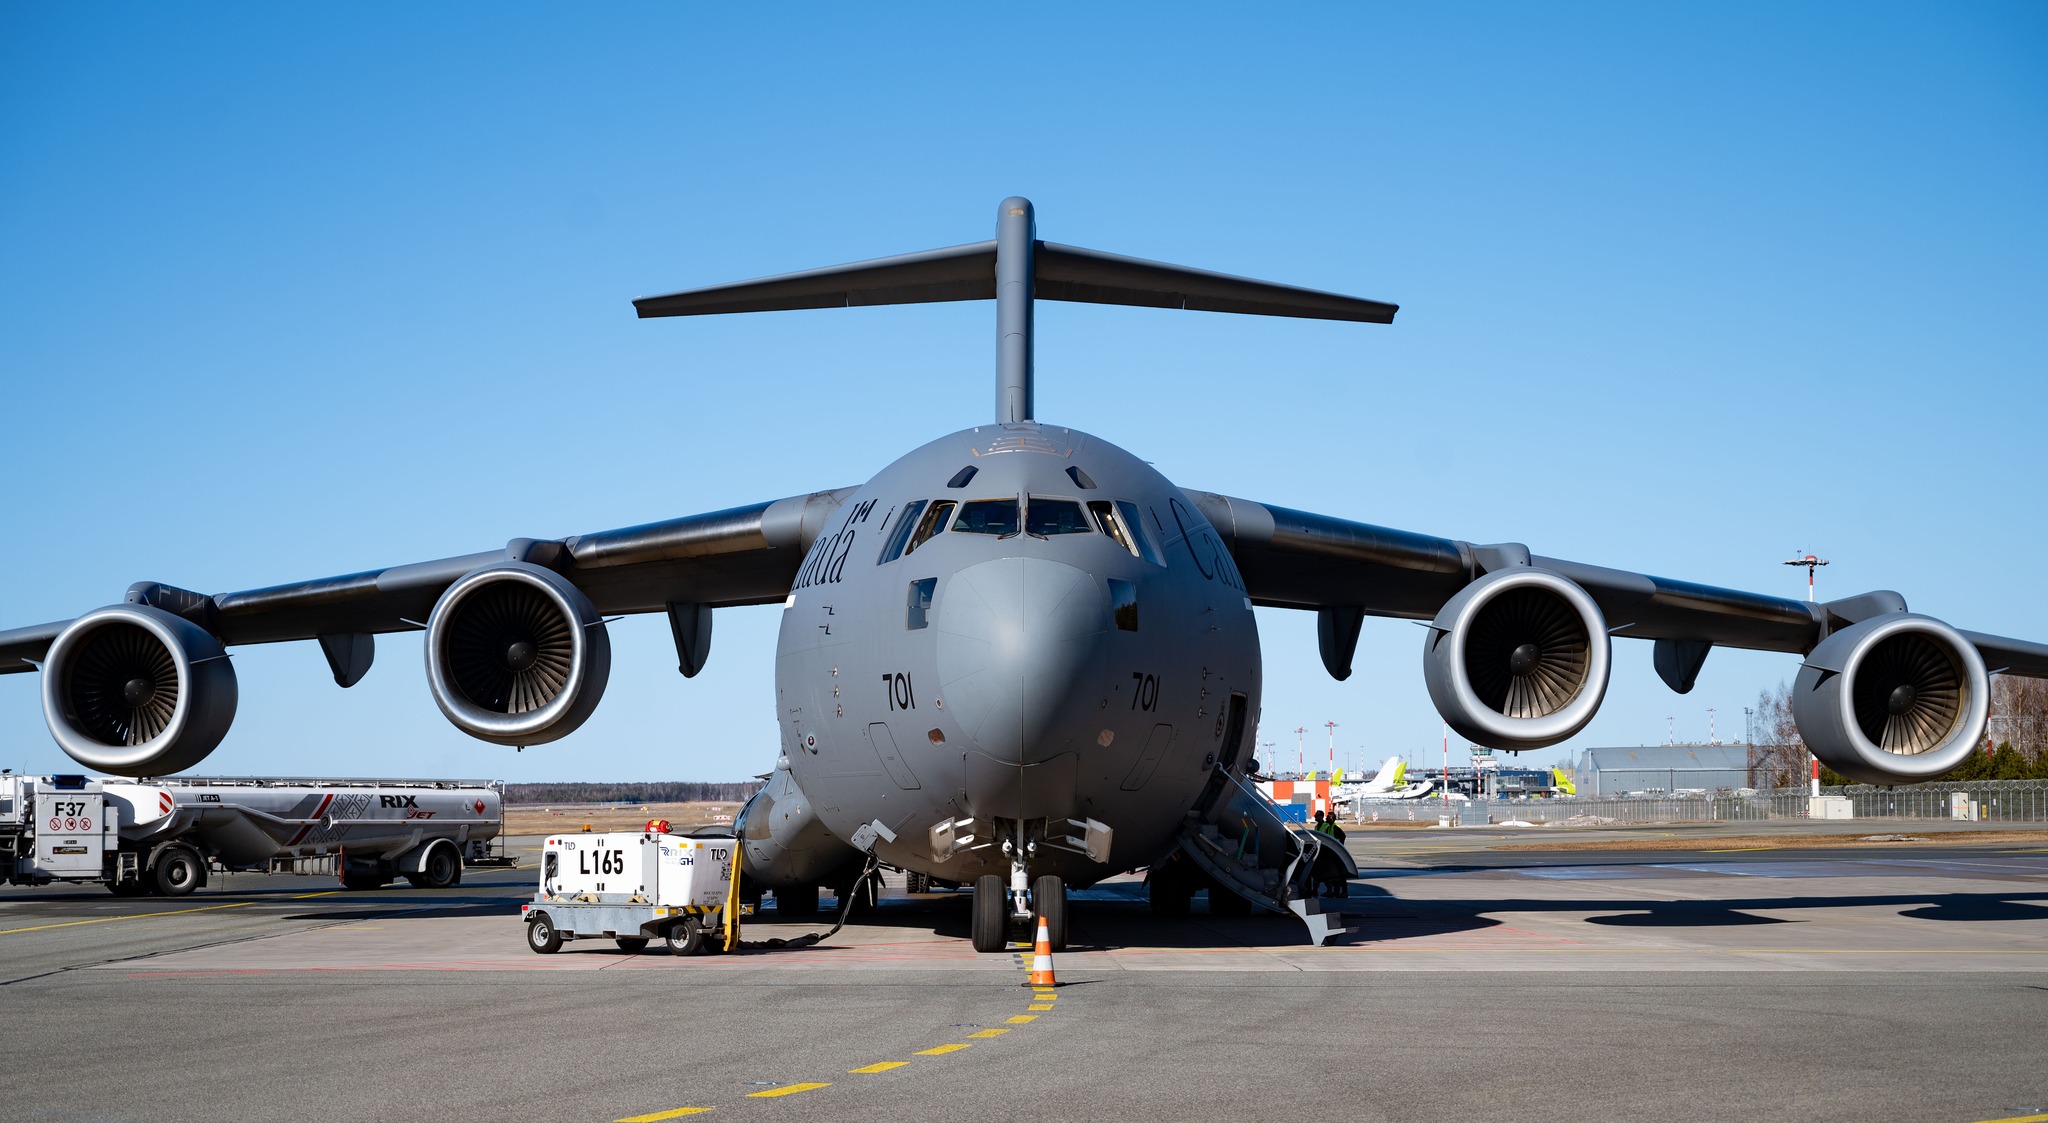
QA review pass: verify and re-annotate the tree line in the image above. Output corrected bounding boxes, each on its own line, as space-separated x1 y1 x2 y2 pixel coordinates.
1749 675 2048 786
503 781 764 805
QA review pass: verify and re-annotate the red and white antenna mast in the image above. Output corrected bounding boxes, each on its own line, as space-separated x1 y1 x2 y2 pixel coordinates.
1784 551 1829 602
1324 721 1338 779
1294 726 1306 776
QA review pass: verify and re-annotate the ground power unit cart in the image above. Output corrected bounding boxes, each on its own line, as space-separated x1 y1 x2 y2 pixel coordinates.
522 824 752 956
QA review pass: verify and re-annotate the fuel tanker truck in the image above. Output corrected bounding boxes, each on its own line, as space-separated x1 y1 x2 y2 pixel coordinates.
0 773 505 896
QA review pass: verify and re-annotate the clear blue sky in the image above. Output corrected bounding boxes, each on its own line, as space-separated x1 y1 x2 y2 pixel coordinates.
3 4 2043 782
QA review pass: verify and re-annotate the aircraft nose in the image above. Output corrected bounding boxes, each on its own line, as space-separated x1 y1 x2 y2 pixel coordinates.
936 557 1110 765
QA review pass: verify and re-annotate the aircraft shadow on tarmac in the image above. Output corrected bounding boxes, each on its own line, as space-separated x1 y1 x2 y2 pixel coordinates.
790 883 2048 950
1348 891 2048 937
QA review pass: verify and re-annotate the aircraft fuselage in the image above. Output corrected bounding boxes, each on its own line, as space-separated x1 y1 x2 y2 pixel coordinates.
774 421 1261 887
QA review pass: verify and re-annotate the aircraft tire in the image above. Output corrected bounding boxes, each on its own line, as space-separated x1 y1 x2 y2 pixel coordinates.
1147 880 1190 917
1146 863 1194 917
970 874 1007 953
1208 884 1255 917
527 913 563 954
1032 874 1068 951
775 884 819 917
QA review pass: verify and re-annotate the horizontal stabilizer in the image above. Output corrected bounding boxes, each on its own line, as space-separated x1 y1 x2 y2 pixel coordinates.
634 241 1397 324
1035 242 1397 323
634 242 997 318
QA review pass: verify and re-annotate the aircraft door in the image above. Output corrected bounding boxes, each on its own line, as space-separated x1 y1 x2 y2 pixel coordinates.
1191 692 1250 815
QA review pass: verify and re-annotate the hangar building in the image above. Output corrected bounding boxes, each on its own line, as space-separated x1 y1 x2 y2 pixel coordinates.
1577 744 1751 796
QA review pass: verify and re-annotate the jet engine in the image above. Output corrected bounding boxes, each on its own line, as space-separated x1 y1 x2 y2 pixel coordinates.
424 562 610 746
1422 567 1611 751
1791 613 1989 785
40 604 239 776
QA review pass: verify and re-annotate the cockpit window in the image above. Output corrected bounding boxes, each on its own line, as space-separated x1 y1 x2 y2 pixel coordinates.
1117 500 1166 566
1088 501 1131 552
1089 500 1163 565
952 499 1019 536
876 500 927 565
907 500 955 554
1025 498 1091 536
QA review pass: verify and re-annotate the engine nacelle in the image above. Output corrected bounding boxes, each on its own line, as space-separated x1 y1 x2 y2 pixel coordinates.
1423 568 1611 751
1792 613 1989 785
40 604 239 776
424 562 610 746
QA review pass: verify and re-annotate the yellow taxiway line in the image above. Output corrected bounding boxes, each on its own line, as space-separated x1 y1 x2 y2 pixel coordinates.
616 1108 711 1121
747 1083 829 1098
0 901 254 935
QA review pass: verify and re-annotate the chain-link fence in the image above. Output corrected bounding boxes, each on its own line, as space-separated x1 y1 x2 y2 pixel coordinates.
1382 779 2048 826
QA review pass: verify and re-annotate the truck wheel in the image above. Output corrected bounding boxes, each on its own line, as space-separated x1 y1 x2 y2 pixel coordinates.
1031 874 1068 952
970 874 1007 953
527 914 563 954
664 917 704 956
153 846 205 897
774 884 818 917
615 937 650 953
405 843 462 889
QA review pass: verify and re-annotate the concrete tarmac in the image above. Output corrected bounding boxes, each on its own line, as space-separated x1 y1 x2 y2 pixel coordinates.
3 827 2046 1122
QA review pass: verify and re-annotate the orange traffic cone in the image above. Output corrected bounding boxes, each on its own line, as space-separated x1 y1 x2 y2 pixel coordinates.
1024 914 1060 988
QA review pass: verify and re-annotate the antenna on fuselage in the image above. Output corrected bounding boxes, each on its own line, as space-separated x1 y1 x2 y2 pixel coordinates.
631 197 1399 426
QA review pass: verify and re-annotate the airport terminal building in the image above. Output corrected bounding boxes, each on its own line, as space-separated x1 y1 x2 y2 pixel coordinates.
1576 744 1751 796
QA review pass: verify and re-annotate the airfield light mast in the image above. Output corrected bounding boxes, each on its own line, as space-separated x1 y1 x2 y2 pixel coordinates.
1784 551 1829 602
1441 722 1450 803
1783 552 1831 792
1295 727 1306 778
1707 707 1717 746
1325 721 1338 782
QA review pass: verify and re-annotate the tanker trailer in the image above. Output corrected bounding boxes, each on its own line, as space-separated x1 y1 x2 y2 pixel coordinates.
0 773 505 896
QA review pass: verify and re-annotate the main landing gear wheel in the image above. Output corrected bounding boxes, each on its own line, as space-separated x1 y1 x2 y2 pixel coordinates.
152 845 205 898
527 914 563 954
970 873 1007 953
1208 883 1255 917
664 917 704 956
1148 873 1192 917
774 884 818 917
615 937 650 953
1031 874 1068 952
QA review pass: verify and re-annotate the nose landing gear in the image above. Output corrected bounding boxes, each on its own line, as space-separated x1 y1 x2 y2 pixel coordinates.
969 861 1068 952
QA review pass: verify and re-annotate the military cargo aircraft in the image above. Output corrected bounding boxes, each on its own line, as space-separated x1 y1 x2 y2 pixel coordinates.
5 198 2045 951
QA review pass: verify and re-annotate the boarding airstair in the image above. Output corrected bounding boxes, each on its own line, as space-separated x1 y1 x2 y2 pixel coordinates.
1172 769 1357 946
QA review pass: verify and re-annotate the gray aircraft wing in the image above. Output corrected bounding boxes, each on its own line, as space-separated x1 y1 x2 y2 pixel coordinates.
0 488 856 675
1187 491 2048 684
